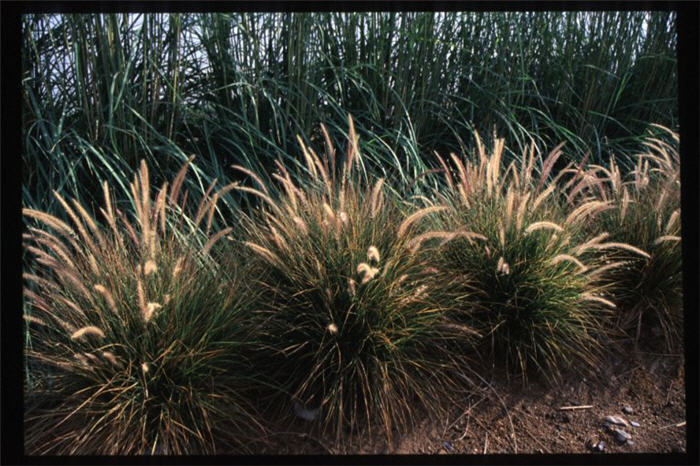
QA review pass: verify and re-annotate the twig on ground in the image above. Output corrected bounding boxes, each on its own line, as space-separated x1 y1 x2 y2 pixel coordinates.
658 421 685 430
457 415 471 442
558 405 593 411
483 432 488 454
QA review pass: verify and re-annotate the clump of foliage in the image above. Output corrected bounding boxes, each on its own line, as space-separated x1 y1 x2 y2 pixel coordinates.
23 160 266 454
22 12 677 223
428 135 650 383
567 126 682 351
236 118 476 443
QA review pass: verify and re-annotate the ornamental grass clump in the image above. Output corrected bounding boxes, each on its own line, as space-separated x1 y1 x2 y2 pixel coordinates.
236 117 475 444
567 126 682 351
23 159 266 455
430 135 649 384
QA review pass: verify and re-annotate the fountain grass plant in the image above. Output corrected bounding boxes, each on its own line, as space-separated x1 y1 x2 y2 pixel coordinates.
22 159 268 455
234 117 478 444
427 135 651 384
566 126 682 351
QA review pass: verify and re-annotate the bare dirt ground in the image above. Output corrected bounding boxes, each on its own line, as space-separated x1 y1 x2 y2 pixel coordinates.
262 344 686 455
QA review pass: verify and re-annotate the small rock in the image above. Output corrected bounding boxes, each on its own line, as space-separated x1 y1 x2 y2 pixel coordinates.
442 441 453 452
603 415 629 427
630 421 640 427
613 428 632 443
586 436 603 451
562 413 572 423
623 406 634 414
627 440 635 446
292 401 320 421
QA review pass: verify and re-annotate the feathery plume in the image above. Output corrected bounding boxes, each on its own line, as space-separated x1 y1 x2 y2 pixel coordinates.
496 256 511 275
22 209 76 239
367 246 381 264
293 216 308 234
245 242 283 268
551 254 587 273
203 227 234 256
407 231 455 253
398 206 446 238
370 178 385 218
525 221 564 235
586 260 628 279
580 293 616 308
665 209 680 234
101 351 122 368
654 235 681 246
93 284 117 313
71 326 106 341
565 200 612 226
23 314 48 327
144 302 162 322
357 263 380 284
231 164 269 194
172 256 184 279
137 278 147 320
573 232 610 256
169 156 194 205
143 260 158 276
514 192 531 231
535 142 565 194
450 153 470 203
347 278 357 297
591 242 651 259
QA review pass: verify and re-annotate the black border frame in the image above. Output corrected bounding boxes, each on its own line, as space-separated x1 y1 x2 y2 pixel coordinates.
2 2 697 465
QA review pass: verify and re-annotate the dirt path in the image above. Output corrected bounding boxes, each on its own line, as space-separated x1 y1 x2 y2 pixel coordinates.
262 346 686 455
